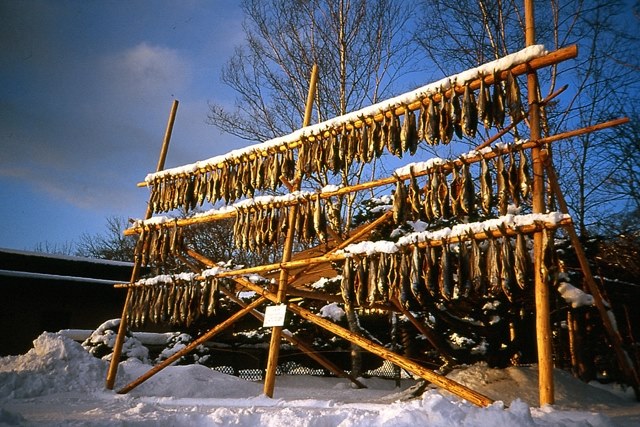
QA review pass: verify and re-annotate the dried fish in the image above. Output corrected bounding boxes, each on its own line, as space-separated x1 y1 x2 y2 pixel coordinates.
485 231 501 296
393 175 407 225
410 245 429 307
422 244 439 297
367 255 380 306
519 150 531 199
425 95 440 145
461 82 477 138
492 70 505 128
439 241 454 300
341 258 355 305
478 75 492 129
437 171 450 218
514 228 531 289
314 196 327 243
457 240 472 299
506 70 523 122
376 252 390 302
460 162 475 215
508 150 520 207
495 156 509 216
449 165 463 217
356 258 368 307
499 225 516 301
451 85 463 139
399 249 414 308
408 166 423 221
439 88 453 144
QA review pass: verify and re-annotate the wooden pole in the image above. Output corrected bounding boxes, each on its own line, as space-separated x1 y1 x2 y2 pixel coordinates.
263 64 319 398
233 276 494 407
117 296 267 394
524 0 554 405
542 151 640 399
106 99 179 390
220 286 367 389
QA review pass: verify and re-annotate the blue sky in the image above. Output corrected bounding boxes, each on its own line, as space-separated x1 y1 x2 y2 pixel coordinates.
0 0 247 250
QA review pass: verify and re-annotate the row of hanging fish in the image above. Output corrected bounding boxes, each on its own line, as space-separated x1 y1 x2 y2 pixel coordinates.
341 225 555 309
145 72 524 215
147 149 297 213
135 224 184 266
233 196 329 251
393 149 531 225
128 276 221 327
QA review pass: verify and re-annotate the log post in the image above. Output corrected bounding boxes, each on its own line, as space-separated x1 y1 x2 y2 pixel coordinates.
542 151 640 400
106 99 179 390
263 64 318 398
525 0 554 406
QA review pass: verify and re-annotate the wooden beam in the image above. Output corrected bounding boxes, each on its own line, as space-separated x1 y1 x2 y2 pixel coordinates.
117 296 267 394
525 0 554 406
542 150 640 400
106 99 179 390
233 276 494 407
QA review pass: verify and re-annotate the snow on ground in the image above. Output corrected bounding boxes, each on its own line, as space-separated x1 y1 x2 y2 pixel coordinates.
1 332 639 426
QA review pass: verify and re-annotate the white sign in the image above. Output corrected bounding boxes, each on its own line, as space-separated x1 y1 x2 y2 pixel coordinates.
263 304 287 327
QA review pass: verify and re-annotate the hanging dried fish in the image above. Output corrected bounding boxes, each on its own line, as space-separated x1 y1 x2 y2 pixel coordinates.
370 117 384 158
410 245 429 307
399 249 414 308
314 195 328 243
389 112 402 158
430 171 441 219
376 252 390 302
461 82 477 138
492 70 506 128
408 166 423 221
506 70 523 122
457 240 472 299
485 231 501 296
519 150 531 199
449 165 462 218
341 258 355 305
439 241 454 300
423 244 439 297
437 171 451 218
439 88 453 144
417 102 427 142
207 277 218 317
480 158 493 215
400 107 413 153
356 258 368 307
451 84 463 139
425 95 440 145
423 175 434 222
367 255 380 306
393 175 407 225
508 150 520 207
495 156 509 216
514 228 531 289
478 75 493 129
498 225 516 302
460 162 475 215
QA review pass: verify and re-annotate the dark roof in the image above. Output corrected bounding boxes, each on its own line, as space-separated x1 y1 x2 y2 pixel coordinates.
0 247 134 284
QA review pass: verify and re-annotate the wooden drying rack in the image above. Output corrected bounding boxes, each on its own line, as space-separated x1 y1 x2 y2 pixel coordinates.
104 10 639 406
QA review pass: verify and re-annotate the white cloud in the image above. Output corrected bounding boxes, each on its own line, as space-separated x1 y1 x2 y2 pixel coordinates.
104 42 191 99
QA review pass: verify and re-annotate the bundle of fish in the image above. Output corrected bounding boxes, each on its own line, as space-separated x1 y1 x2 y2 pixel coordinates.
393 149 531 225
146 72 524 216
341 225 554 309
148 149 297 214
135 224 184 266
233 196 328 251
128 276 220 328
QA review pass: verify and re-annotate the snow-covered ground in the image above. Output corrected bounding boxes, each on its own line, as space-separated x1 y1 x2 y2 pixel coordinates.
1 332 638 426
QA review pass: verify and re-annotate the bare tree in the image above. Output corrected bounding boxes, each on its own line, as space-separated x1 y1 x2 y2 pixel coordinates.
414 0 640 238
75 216 136 262
208 0 419 376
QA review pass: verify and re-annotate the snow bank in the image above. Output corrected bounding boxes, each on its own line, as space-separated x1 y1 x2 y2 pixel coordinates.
1 332 635 426
0 332 107 399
